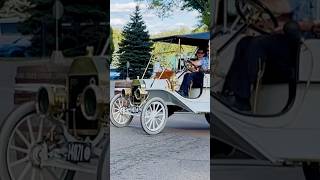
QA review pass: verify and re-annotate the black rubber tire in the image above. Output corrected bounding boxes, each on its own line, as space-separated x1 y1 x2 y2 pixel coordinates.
97 139 109 180
205 113 210 124
303 162 320 180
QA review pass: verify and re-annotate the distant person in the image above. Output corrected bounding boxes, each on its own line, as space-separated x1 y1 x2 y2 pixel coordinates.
178 47 209 97
152 60 162 77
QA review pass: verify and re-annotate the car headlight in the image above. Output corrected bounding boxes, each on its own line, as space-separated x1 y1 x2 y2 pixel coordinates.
134 88 148 100
80 84 106 120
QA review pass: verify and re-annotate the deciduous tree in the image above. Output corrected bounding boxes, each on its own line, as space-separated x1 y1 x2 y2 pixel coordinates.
139 0 210 27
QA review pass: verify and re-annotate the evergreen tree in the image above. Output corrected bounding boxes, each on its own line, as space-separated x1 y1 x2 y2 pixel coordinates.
118 6 153 78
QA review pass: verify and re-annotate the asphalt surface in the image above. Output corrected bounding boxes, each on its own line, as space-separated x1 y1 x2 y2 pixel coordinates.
110 113 210 180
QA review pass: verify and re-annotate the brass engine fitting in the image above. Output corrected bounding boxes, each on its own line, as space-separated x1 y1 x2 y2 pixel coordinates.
134 87 148 101
36 86 67 115
121 88 132 97
169 72 177 91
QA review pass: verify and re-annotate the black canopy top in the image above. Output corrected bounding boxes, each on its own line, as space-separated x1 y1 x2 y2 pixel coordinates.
152 32 209 47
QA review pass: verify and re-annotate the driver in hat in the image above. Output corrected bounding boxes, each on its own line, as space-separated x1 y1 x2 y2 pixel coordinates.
222 0 320 111
178 47 209 97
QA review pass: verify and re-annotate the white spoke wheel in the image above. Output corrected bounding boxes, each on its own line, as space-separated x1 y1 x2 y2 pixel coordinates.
0 102 74 180
110 94 133 127
140 98 168 135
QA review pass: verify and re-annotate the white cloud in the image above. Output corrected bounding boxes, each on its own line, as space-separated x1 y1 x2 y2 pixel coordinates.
150 30 161 35
190 11 200 17
176 22 186 26
111 2 147 13
110 18 127 26
148 22 195 35
143 13 156 18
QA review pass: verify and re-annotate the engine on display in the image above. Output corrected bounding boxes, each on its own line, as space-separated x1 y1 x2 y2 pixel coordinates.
35 56 107 139
121 79 148 113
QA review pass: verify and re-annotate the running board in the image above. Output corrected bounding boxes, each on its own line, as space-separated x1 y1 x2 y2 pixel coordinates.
147 90 209 113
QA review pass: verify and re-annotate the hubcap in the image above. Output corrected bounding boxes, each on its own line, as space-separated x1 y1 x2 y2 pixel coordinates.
112 97 131 124
29 143 47 166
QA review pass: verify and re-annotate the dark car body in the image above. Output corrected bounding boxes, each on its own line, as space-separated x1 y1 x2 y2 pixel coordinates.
0 37 31 57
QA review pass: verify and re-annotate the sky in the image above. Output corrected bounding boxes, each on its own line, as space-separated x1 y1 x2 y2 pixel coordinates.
110 0 201 35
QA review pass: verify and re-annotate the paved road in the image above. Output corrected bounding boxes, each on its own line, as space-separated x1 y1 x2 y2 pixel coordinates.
110 113 210 180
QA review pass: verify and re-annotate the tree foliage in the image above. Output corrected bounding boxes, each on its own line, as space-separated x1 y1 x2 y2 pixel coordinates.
18 0 108 57
112 26 205 71
0 0 35 19
152 27 196 67
138 0 210 27
111 28 123 67
117 6 153 78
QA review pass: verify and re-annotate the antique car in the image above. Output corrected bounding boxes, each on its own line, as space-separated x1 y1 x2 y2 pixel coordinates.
110 32 210 135
211 0 320 179
0 52 108 180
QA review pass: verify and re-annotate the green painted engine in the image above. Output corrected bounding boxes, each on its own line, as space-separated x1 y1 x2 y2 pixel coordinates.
36 56 108 139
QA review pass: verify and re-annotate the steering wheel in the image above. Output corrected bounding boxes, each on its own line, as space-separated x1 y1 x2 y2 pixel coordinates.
183 59 199 72
235 0 279 34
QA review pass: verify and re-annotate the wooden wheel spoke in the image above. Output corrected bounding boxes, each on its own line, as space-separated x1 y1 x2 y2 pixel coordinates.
9 157 28 168
39 170 45 180
9 145 29 154
17 162 32 180
16 129 30 148
37 117 44 142
31 168 36 180
27 118 35 144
